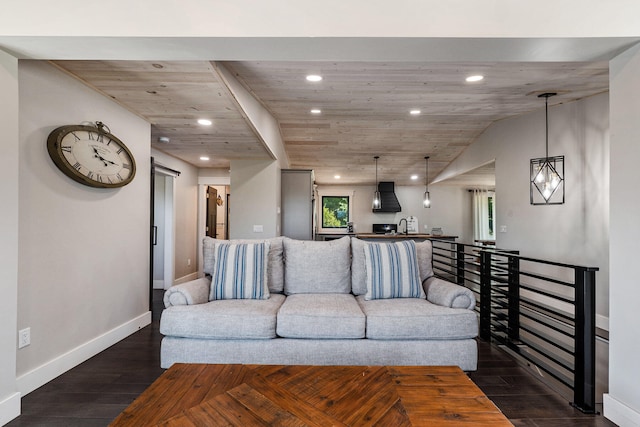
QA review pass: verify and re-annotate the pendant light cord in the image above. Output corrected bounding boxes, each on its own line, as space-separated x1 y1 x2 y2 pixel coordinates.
374 156 379 186
545 96 549 160
424 156 429 190
539 92 556 160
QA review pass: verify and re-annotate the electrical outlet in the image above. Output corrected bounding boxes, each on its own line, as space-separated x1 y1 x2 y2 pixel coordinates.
187 258 191 266
499 225 508 233
18 327 30 349
253 225 264 233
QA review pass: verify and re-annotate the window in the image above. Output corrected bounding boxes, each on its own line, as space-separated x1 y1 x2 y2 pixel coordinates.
488 196 494 236
472 189 495 241
322 196 350 229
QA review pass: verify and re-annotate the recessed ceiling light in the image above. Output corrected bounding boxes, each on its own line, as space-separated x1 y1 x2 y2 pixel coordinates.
334 175 341 179
410 110 421 115
200 156 210 161
310 109 322 114
411 174 419 180
306 74 323 82
466 75 484 83
197 119 212 126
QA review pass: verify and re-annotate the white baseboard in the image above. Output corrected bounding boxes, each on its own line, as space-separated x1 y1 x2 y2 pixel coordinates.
604 393 640 426
596 314 609 332
16 312 151 396
0 392 20 426
174 272 199 286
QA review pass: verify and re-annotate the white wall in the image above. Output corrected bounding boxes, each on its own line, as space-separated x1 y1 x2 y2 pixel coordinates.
316 184 471 241
199 168 231 181
210 64 289 241
151 149 199 281
16 61 151 395
230 159 280 239
0 50 20 426
436 93 610 324
2 1 639 39
605 43 640 426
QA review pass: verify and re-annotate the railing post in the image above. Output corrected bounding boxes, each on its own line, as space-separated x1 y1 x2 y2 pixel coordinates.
456 243 465 286
572 267 597 414
507 254 520 343
479 250 492 341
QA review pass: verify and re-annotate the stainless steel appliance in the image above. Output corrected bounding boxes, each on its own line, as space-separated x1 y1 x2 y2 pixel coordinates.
372 223 398 234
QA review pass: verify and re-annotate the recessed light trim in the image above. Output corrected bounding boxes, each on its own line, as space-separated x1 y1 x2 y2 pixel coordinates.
410 110 421 116
334 175 341 179
411 174 419 180
466 75 484 83
306 74 323 82
197 119 212 126
199 156 210 161
310 109 322 114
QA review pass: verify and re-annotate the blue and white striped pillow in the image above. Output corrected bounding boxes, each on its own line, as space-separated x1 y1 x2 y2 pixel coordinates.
210 242 270 300
364 240 425 300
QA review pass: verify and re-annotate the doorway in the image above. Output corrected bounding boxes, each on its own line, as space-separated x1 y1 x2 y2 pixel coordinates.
206 186 218 238
203 185 229 240
152 164 178 290
197 183 229 270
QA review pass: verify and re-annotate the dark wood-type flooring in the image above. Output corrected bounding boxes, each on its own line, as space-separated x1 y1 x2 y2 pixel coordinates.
8 290 615 426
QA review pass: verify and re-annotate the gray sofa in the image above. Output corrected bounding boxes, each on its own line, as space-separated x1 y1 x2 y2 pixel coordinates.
160 236 479 370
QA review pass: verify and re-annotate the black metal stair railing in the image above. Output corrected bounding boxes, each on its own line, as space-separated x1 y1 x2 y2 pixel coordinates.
430 239 599 414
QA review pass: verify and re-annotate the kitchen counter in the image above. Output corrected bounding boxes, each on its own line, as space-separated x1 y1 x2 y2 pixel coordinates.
314 233 457 241
356 233 457 241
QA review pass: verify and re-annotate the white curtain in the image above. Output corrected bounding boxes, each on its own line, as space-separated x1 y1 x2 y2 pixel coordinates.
472 189 495 241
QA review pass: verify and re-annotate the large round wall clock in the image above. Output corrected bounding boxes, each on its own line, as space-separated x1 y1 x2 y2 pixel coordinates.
47 121 136 188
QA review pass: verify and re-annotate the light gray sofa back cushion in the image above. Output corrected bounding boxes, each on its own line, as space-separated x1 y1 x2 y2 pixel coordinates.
351 237 434 295
283 236 351 294
203 236 284 293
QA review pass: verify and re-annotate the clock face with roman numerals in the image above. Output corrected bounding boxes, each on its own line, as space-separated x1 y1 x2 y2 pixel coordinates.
47 124 136 188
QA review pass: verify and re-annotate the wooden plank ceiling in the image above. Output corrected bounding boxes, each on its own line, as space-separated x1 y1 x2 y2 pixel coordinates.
53 60 608 185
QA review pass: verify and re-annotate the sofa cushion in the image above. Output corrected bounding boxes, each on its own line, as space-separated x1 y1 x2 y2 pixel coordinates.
210 242 270 300
351 238 434 296
351 237 368 296
363 240 425 300
204 237 284 293
160 294 286 339
276 294 365 339
415 239 434 280
356 295 478 340
283 236 351 294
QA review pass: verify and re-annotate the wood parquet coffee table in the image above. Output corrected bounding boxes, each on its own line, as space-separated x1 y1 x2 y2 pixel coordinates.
111 364 512 426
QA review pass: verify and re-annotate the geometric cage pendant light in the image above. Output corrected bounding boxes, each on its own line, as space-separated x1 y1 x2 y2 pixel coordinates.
530 92 565 205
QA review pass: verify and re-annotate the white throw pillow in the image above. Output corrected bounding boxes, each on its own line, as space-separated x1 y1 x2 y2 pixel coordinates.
210 241 271 300
364 240 425 300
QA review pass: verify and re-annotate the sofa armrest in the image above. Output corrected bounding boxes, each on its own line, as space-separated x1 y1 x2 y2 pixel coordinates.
163 277 211 308
423 276 476 310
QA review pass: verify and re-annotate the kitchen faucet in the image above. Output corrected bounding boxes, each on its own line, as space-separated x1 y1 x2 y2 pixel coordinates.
398 218 408 235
